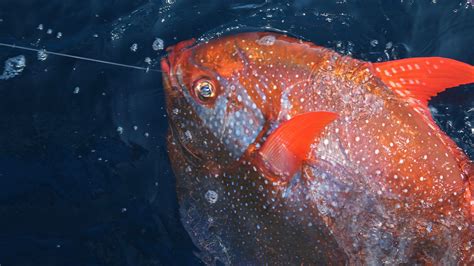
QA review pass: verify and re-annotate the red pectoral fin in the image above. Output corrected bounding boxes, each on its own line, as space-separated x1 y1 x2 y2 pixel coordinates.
373 57 474 106
256 112 337 183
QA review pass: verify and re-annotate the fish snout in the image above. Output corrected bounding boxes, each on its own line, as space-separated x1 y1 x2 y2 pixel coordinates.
161 38 196 94
163 38 196 68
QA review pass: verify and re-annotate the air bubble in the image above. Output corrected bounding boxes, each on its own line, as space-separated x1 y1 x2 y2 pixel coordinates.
256 35 276 46
152 38 164 51
37 49 48 61
205 190 218 204
0 55 26 80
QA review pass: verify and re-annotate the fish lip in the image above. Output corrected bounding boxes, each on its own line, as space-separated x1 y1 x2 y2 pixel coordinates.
163 38 196 72
161 38 197 89
160 56 171 76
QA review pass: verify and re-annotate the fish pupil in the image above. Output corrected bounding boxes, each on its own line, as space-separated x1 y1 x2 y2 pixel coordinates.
200 85 212 97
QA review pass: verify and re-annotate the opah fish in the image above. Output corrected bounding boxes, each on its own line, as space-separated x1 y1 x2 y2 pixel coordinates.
161 32 473 265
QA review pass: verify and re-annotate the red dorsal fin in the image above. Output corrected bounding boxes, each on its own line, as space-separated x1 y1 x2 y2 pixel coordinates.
373 57 474 106
255 112 337 184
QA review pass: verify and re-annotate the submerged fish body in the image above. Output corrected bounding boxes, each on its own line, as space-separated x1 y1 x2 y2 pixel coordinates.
161 32 474 264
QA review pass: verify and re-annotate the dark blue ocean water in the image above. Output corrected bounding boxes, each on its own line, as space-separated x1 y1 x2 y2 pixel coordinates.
0 0 472 265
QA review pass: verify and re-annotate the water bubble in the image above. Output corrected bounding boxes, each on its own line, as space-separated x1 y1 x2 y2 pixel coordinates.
73 86 80 94
0 55 26 80
37 49 48 61
56 32 62 39
130 43 138 52
152 38 164 51
144 57 152 64
37 24 44 30
46 29 53 34
370 40 378 47
256 35 276 46
184 130 193 140
116 126 124 134
205 190 218 204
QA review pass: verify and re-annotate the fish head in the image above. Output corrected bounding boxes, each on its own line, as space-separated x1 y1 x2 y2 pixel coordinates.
159 33 352 263
161 33 276 168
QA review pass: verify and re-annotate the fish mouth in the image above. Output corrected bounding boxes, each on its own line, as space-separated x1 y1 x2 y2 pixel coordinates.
161 38 197 93
161 38 196 75
160 55 172 76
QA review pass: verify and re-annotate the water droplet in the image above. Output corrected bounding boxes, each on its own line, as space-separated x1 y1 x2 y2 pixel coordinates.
152 38 164 51
184 130 193 140
37 49 48 61
130 43 138 52
256 35 276 46
0 55 26 80
205 190 218 204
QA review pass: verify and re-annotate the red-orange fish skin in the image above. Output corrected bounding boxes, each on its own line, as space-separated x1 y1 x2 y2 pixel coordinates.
162 32 473 264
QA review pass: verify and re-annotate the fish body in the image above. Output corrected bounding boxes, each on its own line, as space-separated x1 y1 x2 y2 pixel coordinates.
161 32 474 264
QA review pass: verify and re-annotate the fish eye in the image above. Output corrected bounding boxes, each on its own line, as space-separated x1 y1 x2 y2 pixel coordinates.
194 79 215 101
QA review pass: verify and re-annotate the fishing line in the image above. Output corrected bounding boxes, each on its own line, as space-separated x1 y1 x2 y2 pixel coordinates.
0 42 162 73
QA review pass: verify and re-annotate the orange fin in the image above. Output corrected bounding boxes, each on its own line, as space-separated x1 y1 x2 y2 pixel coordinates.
255 112 337 183
373 57 474 106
